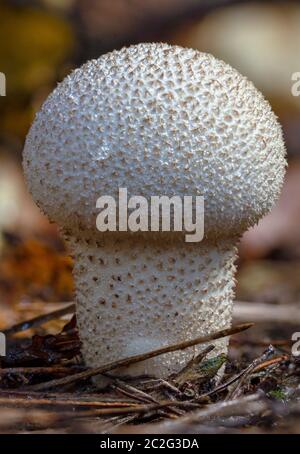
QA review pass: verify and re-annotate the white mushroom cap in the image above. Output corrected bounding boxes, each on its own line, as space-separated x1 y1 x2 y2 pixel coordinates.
23 43 286 240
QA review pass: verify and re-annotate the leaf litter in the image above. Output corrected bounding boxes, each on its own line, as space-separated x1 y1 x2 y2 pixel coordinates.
0 305 298 434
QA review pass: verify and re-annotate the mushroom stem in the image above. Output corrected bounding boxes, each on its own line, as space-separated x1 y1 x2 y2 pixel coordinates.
65 233 237 384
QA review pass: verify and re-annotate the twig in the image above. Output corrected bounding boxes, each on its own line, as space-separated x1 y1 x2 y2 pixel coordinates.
112 379 158 404
0 366 84 376
57 400 201 418
172 345 215 386
0 395 140 409
140 378 183 396
197 354 288 402
0 399 200 422
3 304 75 337
226 346 275 400
113 378 183 418
27 323 253 391
135 392 268 433
112 383 182 419
98 414 139 434
252 355 289 374
196 370 249 401
0 389 138 404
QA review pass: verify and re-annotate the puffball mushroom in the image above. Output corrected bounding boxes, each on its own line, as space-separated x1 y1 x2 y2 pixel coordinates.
23 43 286 383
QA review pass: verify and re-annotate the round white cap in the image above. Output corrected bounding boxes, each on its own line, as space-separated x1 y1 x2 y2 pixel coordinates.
23 43 286 238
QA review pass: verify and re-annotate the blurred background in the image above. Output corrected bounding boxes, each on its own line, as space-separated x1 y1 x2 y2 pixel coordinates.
0 0 300 333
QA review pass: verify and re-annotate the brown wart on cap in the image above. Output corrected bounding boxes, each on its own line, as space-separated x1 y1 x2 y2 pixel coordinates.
23 43 286 384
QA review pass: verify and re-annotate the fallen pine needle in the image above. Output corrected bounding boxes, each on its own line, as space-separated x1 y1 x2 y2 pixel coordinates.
128 392 268 433
0 366 84 376
197 351 288 402
252 355 289 373
0 395 140 409
52 400 201 418
226 345 275 400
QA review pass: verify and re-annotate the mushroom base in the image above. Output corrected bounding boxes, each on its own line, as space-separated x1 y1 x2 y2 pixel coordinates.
65 234 237 386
